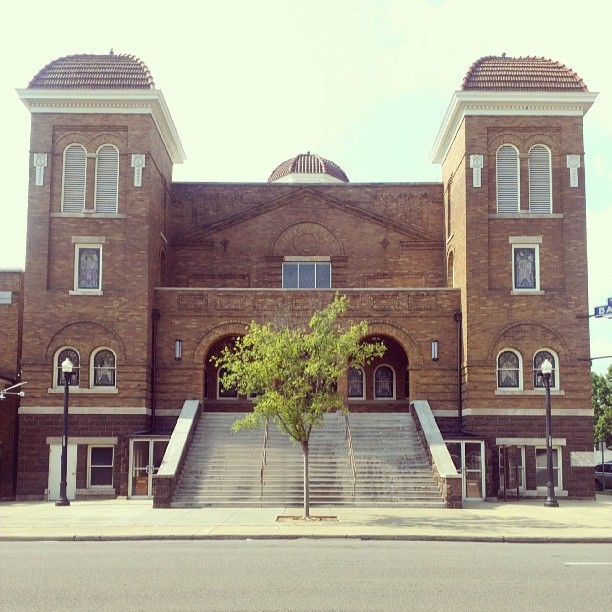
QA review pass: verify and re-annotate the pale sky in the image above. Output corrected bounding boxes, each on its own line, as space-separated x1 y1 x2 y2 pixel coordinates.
1 0 610 373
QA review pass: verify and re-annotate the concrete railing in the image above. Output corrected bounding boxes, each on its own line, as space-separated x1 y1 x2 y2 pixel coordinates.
410 400 462 508
152 399 200 508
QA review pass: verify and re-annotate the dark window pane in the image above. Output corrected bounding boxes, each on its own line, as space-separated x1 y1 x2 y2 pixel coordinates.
78 247 101 290
90 467 113 486
514 248 536 289
283 263 298 288
299 263 316 288
91 447 113 466
315 263 331 288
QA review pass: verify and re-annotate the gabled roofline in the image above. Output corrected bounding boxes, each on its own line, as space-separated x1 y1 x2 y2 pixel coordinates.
430 90 598 164
16 88 186 164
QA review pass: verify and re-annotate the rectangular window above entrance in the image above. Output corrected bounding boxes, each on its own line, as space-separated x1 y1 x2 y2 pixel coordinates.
282 261 331 288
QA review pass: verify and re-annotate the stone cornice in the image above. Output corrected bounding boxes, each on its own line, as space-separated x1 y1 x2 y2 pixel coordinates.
430 90 598 164
16 88 186 164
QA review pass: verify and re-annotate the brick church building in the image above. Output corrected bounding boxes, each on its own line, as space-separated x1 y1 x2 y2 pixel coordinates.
0 52 597 504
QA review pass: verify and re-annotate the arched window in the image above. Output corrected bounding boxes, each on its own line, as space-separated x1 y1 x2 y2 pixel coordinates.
533 349 559 390
496 144 519 214
92 349 116 387
447 251 454 288
348 366 365 399
94 144 119 214
217 367 238 399
374 365 395 399
56 348 80 387
497 350 521 389
528 144 552 214
62 144 87 212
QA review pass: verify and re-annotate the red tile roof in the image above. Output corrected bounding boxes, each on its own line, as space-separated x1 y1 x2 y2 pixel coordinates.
462 55 588 92
268 152 349 182
28 53 155 90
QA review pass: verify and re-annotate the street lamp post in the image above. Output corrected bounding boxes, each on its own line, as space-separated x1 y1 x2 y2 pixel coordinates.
541 358 559 508
56 358 73 507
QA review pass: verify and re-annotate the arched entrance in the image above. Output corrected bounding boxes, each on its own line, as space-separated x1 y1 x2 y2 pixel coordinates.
348 335 409 412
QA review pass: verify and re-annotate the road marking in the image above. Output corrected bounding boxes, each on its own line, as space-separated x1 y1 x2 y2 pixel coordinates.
564 562 612 566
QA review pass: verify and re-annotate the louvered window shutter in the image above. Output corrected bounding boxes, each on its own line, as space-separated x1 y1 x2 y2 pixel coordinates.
528 145 552 213
62 145 86 212
496 145 519 213
95 145 119 213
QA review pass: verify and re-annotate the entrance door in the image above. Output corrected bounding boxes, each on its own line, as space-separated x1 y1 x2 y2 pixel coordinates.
446 440 485 501
129 439 169 498
48 444 77 501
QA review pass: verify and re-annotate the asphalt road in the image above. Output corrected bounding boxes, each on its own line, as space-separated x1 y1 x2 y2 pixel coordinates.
1 540 610 611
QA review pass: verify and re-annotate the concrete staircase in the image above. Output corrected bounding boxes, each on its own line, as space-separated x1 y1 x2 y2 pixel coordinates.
171 411 443 508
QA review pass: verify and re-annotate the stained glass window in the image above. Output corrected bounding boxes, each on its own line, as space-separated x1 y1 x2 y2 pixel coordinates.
374 366 394 398
56 348 80 386
533 350 556 388
93 349 116 387
513 247 536 290
348 367 364 398
77 246 101 290
497 351 520 388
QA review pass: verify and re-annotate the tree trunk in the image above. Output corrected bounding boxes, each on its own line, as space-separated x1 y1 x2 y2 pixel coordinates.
302 440 310 519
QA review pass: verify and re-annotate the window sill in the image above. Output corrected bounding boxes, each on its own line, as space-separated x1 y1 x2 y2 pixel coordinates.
495 389 565 396
348 397 366 402
48 387 119 394
69 290 103 296
52 212 126 219
489 213 563 219
511 290 544 296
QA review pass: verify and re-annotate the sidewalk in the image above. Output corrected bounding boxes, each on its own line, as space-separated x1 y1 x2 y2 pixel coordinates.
1 495 611 543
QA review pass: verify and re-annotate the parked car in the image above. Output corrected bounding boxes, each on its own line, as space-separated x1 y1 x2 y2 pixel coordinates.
595 461 612 491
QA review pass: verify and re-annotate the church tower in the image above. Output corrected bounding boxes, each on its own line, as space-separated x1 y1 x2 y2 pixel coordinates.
16 53 185 498
431 56 597 497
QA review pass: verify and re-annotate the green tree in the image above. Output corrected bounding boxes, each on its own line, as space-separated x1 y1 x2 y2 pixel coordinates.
592 366 612 448
212 294 385 518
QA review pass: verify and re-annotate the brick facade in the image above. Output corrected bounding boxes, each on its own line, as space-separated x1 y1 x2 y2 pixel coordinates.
7 53 596 503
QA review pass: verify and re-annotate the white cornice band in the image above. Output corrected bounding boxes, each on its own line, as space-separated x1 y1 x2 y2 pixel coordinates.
16 88 186 164
430 90 598 164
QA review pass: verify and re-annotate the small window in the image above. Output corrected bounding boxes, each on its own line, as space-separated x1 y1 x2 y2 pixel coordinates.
497 350 521 389
533 350 558 390
92 349 116 387
512 245 539 291
94 145 119 214
88 446 114 487
528 145 552 214
62 144 87 213
56 348 80 387
348 367 365 399
75 245 102 292
282 262 331 289
535 447 562 489
496 144 519 214
217 367 238 399
374 365 395 399
0 291 12 305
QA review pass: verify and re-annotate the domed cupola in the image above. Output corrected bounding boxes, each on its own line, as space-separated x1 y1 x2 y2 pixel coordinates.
268 152 349 183
28 51 155 90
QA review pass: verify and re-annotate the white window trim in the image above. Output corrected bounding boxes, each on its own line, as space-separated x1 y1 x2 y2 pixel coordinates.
94 144 119 214
528 144 552 214
73 243 103 294
61 143 87 213
87 445 114 489
90 347 117 390
496 144 520 214
217 367 238 400
54 347 81 390
496 349 523 391
347 366 366 401
282 259 332 289
535 446 563 491
511 243 540 292
374 364 396 400
499 445 526 492
533 348 560 391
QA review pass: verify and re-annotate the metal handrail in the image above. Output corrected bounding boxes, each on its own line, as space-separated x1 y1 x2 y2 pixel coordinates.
260 416 270 499
344 413 356 497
